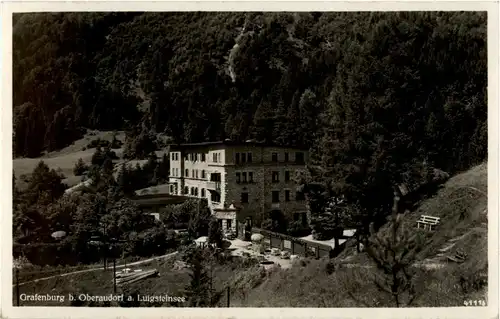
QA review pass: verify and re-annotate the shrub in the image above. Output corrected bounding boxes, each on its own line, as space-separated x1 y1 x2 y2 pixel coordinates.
73 158 88 176
459 271 487 294
86 138 110 149
325 260 337 275
129 227 178 257
286 220 310 237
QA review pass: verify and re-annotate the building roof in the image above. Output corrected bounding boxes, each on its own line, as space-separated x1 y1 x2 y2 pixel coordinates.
168 140 309 151
135 183 173 196
131 194 191 207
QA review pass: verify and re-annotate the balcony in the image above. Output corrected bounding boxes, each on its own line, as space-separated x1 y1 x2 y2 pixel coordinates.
206 181 221 191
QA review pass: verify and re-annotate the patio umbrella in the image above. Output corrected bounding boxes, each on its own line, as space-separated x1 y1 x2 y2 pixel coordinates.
251 233 264 242
51 230 66 240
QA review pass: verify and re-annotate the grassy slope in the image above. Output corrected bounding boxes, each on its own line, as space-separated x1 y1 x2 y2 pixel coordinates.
13 131 126 189
230 162 488 307
14 130 170 191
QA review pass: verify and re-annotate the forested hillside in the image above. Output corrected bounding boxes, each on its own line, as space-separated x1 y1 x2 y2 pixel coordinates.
13 12 486 217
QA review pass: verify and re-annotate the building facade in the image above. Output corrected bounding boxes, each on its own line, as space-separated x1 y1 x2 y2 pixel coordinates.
167 141 309 235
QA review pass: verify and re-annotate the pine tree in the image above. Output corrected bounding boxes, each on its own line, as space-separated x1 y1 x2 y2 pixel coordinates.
116 163 133 196
208 218 223 248
365 189 426 307
184 247 211 307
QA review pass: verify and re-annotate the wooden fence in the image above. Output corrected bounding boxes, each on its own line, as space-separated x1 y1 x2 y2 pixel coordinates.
251 227 336 259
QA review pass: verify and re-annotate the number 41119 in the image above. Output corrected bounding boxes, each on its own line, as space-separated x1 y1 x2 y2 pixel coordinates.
464 300 486 306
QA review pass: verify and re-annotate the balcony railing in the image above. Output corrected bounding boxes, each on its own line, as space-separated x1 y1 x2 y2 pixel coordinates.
271 203 280 209
206 181 221 191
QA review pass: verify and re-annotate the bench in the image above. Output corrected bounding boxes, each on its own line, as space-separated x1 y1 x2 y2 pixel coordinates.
416 215 441 231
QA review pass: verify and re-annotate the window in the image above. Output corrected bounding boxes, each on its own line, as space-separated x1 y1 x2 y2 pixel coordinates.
184 186 189 194
285 171 290 182
236 172 241 183
176 168 179 176
241 153 246 163
284 152 289 162
170 185 174 193
235 153 240 164
201 188 205 197
201 153 206 162
195 188 198 196
242 172 247 183
296 191 306 201
171 153 175 161
272 152 278 162
272 191 280 203
195 170 199 179
248 172 254 183
227 219 232 230
192 170 195 178
285 190 290 202
191 187 195 195
272 171 279 183
241 192 249 203
211 173 221 182
201 170 206 179
185 169 189 177
295 152 305 164
171 168 175 176
248 153 252 163
211 192 221 203
213 153 217 163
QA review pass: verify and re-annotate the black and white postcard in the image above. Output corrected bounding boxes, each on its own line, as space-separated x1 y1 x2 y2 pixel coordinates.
1 1 498 319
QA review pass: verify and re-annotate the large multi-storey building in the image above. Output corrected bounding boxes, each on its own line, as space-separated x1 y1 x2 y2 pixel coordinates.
167 140 309 235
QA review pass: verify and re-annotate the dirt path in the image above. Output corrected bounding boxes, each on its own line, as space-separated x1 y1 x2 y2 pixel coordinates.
16 252 178 287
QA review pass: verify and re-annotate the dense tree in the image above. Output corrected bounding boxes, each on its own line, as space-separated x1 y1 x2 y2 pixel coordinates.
13 161 67 241
183 246 213 307
208 218 223 247
114 162 134 196
187 199 213 239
